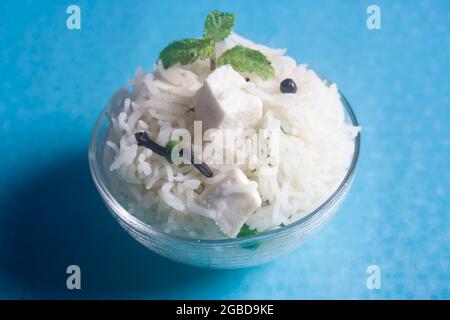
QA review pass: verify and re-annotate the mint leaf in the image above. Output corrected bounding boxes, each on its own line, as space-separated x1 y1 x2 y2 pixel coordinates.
323 78 332 87
204 10 235 42
238 224 260 250
159 38 214 68
217 45 275 80
238 224 258 237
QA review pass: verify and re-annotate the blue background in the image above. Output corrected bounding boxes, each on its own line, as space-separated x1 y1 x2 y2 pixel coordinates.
0 0 449 299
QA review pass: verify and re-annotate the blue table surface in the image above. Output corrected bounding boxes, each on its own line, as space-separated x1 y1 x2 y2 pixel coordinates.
0 0 449 299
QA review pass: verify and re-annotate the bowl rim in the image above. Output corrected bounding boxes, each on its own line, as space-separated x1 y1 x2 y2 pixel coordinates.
89 83 360 247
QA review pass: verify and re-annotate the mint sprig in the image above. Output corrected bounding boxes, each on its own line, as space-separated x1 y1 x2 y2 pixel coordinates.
158 10 274 80
204 10 235 42
217 45 274 80
159 39 214 69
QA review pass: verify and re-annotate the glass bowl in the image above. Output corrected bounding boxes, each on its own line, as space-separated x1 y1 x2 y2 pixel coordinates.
88 85 360 269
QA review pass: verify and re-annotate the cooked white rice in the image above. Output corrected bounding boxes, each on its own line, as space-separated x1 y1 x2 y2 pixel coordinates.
104 32 360 239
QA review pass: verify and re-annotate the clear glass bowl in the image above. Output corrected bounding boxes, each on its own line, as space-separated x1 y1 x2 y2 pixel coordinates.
88 85 360 269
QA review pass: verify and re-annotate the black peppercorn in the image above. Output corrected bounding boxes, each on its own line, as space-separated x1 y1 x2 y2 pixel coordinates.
280 78 297 94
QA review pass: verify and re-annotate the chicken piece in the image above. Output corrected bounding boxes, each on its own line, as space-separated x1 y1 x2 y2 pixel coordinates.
194 65 263 131
200 168 261 237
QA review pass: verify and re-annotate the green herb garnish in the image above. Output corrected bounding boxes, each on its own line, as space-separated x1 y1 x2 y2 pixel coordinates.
164 140 183 164
204 10 235 42
238 224 260 250
217 45 274 80
159 39 214 69
158 10 274 79
323 78 332 87
238 224 258 237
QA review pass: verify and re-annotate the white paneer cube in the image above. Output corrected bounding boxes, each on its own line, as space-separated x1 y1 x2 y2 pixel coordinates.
200 168 261 238
195 65 263 131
